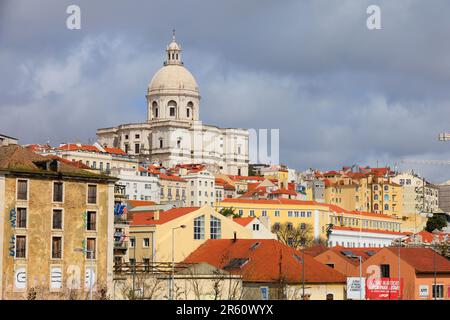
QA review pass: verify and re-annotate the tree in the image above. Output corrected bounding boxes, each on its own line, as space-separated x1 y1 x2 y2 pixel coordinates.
425 213 448 232
219 207 242 219
272 222 313 250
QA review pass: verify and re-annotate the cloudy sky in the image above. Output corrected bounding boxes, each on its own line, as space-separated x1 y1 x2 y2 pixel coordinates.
2 0 450 182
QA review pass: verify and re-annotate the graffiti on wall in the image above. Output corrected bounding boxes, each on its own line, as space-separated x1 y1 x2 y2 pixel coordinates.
8 235 16 257
9 208 16 228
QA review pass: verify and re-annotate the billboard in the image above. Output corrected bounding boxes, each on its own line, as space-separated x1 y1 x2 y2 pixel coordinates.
347 277 366 300
366 278 403 300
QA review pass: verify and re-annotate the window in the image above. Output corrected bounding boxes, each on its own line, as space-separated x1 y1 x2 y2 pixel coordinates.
135 143 140 154
170 107 176 117
432 284 444 299
210 216 221 239
262 210 267 217
143 238 150 247
306 211 312 218
87 185 97 204
130 238 136 248
300 223 306 230
374 194 379 200
374 204 379 211
86 238 96 259
326 264 335 269
135 134 140 139
384 204 389 211
186 108 190 118
52 209 63 229
380 264 390 278
17 207 27 228
194 215 205 240
288 211 293 217
159 139 163 149
287 223 293 231
92 161 97 169
384 185 389 191
275 210 280 217
17 179 28 200
124 144 129 153
15 236 26 258
52 236 62 259
53 182 63 202
249 210 255 217
384 194 389 201
326 294 334 300
86 211 97 231
143 258 150 271
253 223 259 231
99 162 103 171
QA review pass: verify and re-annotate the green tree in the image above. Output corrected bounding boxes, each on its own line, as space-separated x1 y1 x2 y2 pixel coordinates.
425 213 448 232
219 207 242 219
272 222 313 250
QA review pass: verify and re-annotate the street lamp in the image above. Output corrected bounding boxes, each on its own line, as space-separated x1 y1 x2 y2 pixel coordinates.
74 247 94 300
169 225 186 300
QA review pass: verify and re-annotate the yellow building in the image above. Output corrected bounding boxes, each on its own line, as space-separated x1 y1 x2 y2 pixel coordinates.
157 173 187 205
0 145 117 299
323 169 403 218
128 205 252 263
218 198 405 247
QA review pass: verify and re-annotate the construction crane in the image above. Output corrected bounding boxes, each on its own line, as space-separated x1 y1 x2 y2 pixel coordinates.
401 133 450 166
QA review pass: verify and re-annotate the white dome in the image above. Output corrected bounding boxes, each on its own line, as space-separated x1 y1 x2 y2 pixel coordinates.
148 64 199 95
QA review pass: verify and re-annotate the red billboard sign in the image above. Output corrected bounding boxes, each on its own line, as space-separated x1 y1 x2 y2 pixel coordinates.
366 278 403 300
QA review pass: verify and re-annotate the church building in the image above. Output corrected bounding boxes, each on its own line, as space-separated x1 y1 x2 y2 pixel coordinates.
97 33 249 176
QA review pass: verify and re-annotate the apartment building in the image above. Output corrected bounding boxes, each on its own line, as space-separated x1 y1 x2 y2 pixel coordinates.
218 198 405 248
0 145 116 299
113 167 161 202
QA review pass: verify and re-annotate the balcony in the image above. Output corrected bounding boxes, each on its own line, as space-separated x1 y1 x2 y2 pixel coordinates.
114 240 128 250
114 216 129 225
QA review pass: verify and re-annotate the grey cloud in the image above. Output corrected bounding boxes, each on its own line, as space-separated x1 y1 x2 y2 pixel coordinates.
1 0 450 182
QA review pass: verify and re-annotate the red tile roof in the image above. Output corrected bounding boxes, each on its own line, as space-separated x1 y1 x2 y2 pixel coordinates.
127 200 157 207
158 173 187 182
270 188 297 196
184 239 346 284
385 247 450 274
104 147 126 155
406 230 449 244
131 207 200 225
57 144 100 152
325 246 382 265
233 217 256 227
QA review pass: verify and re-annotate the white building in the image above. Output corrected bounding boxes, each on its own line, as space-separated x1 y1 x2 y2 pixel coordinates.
328 227 406 248
97 33 249 176
182 168 216 207
233 217 276 239
392 170 439 214
114 168 161 203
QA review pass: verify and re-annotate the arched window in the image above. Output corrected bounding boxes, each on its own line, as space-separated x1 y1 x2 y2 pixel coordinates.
384 204 389 211
187 101 193 119
374 204 379 211
384 194 389 201
168 100 177 117
152 101 158 118
159 139 163 149
374 194 378 200
326 294 334 300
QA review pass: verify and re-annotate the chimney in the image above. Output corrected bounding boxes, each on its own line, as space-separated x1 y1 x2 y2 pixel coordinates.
154 210 160 220
233 231 237 243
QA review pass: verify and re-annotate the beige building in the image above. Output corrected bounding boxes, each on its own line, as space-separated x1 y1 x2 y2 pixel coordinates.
182 168 216 207
0 134 18 147
0 145 117 299
128 205 252 263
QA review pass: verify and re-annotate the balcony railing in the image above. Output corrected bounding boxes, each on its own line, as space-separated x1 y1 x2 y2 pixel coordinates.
114 241 128 250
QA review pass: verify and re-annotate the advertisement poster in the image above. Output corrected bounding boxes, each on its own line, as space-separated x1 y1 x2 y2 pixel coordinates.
347 277 366 300
366 278 403 300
